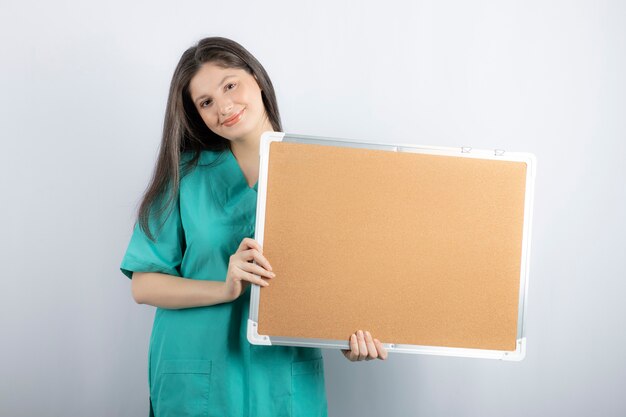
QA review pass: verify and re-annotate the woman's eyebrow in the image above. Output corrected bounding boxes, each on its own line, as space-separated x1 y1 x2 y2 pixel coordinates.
193 75 237 103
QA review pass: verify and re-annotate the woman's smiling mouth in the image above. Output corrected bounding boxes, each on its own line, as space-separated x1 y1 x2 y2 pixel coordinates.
223 108 245 127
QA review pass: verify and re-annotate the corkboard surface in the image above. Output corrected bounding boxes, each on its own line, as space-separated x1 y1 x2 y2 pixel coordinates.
258 141 527 351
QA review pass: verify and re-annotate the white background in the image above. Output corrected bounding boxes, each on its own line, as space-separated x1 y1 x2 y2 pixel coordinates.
1 0 625 416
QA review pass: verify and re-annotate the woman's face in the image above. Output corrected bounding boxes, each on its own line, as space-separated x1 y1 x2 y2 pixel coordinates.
189 62 271 145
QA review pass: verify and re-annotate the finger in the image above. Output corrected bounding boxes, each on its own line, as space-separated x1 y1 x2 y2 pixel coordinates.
374 339 388 360
357 330 368 361
237 237 256 252
241 270 270 287
364 331 378 360
238 237 263 254
241 249 273 272
241 261 275 279
348 333 359 361
252 251 273 272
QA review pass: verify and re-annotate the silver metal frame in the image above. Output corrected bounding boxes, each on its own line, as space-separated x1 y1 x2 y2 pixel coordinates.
248 131 537 361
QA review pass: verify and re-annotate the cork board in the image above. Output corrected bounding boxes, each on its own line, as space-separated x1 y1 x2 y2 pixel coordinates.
249 134 534 357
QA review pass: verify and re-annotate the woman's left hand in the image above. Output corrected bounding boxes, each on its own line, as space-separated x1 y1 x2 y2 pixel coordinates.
341 330 388 361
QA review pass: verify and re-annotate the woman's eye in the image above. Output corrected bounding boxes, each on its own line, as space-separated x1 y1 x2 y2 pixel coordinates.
199 83 235 108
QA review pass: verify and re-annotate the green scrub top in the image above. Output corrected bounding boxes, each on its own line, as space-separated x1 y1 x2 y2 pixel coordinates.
120 148 328 417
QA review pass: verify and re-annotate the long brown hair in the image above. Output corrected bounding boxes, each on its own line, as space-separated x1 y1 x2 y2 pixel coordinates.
136 37 282 241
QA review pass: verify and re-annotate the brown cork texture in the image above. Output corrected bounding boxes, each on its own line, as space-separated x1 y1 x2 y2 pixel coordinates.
258 141 527 351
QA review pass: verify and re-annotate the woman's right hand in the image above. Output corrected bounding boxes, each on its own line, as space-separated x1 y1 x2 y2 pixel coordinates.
222 237 275 302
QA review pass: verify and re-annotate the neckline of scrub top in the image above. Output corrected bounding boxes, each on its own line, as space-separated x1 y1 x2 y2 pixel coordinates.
227 148 258 192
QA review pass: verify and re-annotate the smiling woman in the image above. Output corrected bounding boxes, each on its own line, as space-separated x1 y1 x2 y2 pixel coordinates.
119 37 329 417
119 35 385 417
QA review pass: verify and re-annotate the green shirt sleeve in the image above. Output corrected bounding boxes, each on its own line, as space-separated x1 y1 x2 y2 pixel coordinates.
119 190 185 280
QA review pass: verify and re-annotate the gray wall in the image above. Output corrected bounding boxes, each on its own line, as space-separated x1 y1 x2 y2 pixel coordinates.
1 0 624 416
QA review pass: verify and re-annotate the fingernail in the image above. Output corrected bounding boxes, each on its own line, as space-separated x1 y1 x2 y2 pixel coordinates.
271 272 276 277
358 330 363 337
366 331 371 338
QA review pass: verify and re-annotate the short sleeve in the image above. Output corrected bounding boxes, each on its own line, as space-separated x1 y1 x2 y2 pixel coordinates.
120 190 185 280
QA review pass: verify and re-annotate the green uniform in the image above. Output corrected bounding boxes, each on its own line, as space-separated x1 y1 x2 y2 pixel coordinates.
120 148 328 417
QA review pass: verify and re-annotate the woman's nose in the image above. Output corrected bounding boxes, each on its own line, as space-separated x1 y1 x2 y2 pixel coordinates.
219 100 233 115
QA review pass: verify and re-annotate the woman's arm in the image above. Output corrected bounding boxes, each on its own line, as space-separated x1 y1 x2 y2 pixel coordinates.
131 238 274 310
131 272 230 309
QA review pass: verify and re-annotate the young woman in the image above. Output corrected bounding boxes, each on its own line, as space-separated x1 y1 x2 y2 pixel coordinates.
120 36 387 417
